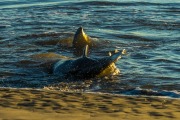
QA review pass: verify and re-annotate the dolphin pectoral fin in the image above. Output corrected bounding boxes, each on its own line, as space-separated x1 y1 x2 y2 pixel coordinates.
83 45 89 58
108 52 112 56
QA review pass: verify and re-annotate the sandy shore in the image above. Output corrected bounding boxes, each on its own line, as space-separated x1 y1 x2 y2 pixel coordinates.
0 88 179 120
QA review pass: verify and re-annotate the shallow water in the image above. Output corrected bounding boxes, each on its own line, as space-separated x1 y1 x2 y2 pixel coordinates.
0 0 180 98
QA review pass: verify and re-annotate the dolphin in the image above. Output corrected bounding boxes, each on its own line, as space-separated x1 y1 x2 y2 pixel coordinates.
73 27 92 51
53 45 125 79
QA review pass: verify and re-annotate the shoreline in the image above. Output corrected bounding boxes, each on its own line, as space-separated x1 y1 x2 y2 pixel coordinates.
0 88 180 120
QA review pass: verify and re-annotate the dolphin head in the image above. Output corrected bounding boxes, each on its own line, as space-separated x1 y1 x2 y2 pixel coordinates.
72 27 91 51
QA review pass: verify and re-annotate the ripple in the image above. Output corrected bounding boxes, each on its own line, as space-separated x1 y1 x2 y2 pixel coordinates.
133 19 180 30
0 25 11 28
0 0 179 97
116 34 155 42
112 88 180 98
75 1 163 6
153 58 179 64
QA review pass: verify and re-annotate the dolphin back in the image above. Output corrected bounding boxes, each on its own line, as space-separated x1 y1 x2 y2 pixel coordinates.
53 45 124 79
70 51 123 79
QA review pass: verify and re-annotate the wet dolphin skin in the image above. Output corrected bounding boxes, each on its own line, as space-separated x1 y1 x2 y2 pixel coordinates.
53 45 124 79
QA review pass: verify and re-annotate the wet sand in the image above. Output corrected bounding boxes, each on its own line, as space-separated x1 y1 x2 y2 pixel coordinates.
0 88 179 120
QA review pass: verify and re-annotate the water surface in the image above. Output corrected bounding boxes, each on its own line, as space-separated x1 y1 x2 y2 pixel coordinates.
0 0 180 98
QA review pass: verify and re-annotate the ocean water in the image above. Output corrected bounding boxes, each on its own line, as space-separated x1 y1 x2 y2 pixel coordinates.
0 0 180 98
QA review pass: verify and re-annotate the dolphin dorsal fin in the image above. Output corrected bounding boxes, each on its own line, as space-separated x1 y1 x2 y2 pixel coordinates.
83 45 88 58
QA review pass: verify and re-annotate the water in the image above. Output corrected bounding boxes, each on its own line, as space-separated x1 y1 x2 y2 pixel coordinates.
0 0 180 98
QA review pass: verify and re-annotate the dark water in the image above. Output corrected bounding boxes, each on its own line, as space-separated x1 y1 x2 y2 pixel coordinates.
0 0 180 98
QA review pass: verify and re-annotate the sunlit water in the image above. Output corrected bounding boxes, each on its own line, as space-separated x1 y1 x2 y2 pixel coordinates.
0 0 180 98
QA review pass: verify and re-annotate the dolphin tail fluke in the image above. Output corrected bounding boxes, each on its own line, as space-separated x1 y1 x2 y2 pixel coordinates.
121 49 126 55
109 49 126 62
110 52 122 62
